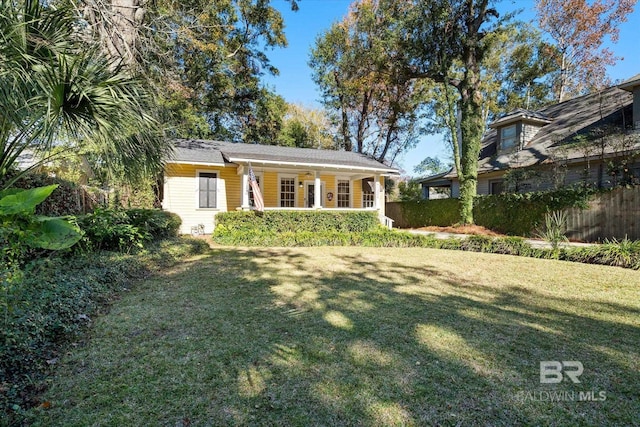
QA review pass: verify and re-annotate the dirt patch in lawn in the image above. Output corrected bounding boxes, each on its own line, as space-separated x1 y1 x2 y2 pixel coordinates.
416 225 506 237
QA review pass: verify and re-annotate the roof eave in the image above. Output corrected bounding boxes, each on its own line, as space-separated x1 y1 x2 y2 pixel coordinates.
489 116 553 129
226 156 399 175
166 160 227 167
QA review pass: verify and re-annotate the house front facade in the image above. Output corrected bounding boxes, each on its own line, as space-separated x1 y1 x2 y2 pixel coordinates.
162 139 399 234
420 74 640 198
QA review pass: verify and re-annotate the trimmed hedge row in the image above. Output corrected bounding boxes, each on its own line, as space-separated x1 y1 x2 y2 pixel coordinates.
214 229 438 247
389 199 461 228
215 210 380 233
388 186 597 236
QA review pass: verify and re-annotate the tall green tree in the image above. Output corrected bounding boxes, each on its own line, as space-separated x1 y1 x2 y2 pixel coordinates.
0 0 167 189
482 22 558 119
310 0 428 164
413 157 450 177
342 0 505 224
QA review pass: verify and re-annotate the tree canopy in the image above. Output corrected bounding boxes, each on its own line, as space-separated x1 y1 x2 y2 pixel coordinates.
78 0 294 142
310 0 429 165
536 0 636 102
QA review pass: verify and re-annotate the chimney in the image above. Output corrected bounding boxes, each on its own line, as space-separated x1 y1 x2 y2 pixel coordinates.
619 74 640 130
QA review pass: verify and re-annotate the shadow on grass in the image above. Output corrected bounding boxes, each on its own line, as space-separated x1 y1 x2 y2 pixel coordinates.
35 247 640 426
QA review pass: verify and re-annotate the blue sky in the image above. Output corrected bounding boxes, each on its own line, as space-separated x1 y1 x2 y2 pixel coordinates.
262 0 640 175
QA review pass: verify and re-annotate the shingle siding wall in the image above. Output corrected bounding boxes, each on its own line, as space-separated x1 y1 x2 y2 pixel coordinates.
522 123 543 146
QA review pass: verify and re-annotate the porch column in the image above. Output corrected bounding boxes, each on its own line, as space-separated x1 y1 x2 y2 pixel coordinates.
374 174 381 210
314 171 322 208
241 167 249 209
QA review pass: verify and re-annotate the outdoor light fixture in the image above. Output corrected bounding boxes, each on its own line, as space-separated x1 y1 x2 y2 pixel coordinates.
299 181 303 188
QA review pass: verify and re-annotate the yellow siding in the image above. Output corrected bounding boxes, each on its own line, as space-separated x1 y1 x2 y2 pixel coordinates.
221 167 241 210
163 163 240 234
353 179 363 209
323 175 336 208
262 171 279 207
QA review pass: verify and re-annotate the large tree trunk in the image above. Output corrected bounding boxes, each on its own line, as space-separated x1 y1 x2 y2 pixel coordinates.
82 0 145 67
457 70 484 225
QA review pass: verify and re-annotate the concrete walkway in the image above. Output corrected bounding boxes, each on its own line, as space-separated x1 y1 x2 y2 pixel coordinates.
406 229 596 250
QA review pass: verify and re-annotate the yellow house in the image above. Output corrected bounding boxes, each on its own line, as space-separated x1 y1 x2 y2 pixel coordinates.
161 139 400 234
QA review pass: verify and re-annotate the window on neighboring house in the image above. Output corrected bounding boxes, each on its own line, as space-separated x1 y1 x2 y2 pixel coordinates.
280 177 296 207
489 180 504 195
362 178 375 208
249 174 262 208
337 179 350 208
500 125 518 150
198 172 217 208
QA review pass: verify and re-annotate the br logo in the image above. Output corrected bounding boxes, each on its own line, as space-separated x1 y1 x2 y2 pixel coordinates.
540 361 584 384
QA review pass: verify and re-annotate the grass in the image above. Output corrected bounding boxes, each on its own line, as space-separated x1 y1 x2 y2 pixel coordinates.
28 247 640 426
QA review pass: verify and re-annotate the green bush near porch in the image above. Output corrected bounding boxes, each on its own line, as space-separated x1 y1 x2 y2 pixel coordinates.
214 210 380 234
395 199 461 228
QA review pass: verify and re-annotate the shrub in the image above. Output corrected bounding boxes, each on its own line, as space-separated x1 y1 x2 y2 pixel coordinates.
215 210 380 234
125 209 181 239
77 208 149 252
0 172 84 216
77 209 181 252
535 210 569 251
562 238 640 269
393 199 461 228
473 185 597 236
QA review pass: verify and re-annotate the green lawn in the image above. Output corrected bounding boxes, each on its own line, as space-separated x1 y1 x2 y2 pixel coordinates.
30 246 640 426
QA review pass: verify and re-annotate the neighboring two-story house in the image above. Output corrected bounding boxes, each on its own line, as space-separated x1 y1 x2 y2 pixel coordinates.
419 74 640 198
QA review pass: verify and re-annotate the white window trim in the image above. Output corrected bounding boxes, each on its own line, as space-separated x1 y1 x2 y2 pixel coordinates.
196 169 220 210
278 173 298 208
336 176 352 208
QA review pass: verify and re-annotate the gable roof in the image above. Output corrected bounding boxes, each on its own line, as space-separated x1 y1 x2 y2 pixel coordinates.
475 86 638 174
168 139 399 174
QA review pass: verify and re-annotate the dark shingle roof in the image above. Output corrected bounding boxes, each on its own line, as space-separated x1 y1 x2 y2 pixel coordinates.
170 139 226 165
168 139 399 173
489 108 552 128
477 86 638 173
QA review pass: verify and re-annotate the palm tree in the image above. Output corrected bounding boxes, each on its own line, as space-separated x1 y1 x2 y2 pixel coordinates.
0 0 169 191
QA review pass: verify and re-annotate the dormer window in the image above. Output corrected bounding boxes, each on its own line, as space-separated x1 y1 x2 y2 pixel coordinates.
500 125 518 150
489 109 553 152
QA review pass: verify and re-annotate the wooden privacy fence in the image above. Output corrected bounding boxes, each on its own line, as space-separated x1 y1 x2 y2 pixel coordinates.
565 186 640 242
